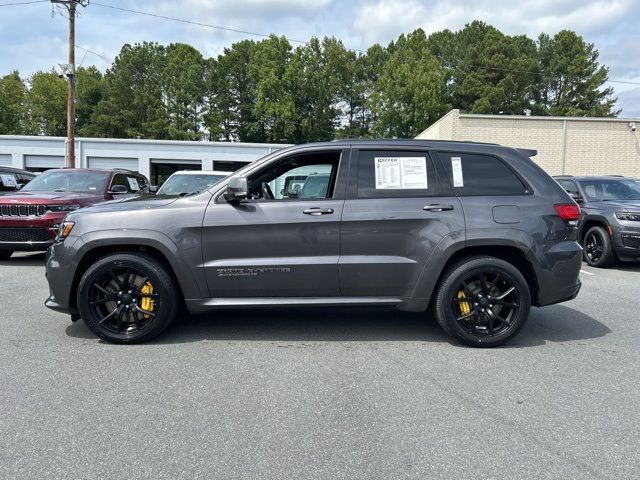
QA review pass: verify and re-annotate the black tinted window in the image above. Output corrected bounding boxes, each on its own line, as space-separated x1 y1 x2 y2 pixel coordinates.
437 152 528 196
557 180 579 194
356 150 436 198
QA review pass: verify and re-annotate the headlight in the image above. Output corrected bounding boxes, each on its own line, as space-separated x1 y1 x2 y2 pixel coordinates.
47 205 80 212
615 212 640 221
57 221 75 240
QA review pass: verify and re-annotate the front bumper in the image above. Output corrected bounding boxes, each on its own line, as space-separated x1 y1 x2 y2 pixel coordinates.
0 213 65 251
612 224 640 261
44 237 81 316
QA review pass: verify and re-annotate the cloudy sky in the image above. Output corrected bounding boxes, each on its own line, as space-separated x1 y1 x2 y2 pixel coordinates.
1 0 639 117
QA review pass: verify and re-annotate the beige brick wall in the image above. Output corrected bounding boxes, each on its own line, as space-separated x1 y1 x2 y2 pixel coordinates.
417 110 640 176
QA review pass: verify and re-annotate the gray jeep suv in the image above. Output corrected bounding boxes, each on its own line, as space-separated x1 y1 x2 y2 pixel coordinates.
555 175 640 267
45 140 582 347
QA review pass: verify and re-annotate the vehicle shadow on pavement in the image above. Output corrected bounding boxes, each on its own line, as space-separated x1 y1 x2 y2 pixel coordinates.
67 307 452 344
0 252 46 267
505 304 611 348
65 304 611 347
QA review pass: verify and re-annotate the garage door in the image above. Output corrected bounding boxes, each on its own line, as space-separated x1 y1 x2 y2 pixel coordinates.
87 157 139 171
25 155 65 169
0 154 11 167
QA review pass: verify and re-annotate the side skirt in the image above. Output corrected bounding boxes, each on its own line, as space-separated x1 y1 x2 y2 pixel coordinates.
185 296 404 314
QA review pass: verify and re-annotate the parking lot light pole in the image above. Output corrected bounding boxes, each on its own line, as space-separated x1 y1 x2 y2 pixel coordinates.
50 0 89 168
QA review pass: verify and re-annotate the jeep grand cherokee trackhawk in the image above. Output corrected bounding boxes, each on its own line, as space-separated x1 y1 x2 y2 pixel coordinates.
45 140 582 347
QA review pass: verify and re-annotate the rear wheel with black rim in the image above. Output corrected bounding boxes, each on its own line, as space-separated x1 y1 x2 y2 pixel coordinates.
434 256 531 347
77 252 178 344
0 250 13 260
583 226 615 268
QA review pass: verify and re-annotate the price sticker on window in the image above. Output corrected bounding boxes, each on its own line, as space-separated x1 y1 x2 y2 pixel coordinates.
0 174 17 188
451 157 464 187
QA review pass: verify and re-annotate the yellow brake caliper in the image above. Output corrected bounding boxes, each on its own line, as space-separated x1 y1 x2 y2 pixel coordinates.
140 281 155 318
458 290 471 316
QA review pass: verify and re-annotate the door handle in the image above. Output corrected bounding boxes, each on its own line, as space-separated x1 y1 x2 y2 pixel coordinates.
303 207 334 216
423 204 454 212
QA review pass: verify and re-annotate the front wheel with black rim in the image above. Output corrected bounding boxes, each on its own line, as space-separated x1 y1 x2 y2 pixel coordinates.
583 226 615 268
434 256 531 348
76 252 178 344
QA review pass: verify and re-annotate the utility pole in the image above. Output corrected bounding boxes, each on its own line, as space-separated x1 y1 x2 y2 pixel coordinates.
51 0 89 168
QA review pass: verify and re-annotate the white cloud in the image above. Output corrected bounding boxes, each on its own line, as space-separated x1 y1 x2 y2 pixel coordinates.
177 0 333 20
353 0 636 45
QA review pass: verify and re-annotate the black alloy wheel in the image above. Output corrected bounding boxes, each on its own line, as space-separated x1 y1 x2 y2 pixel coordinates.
77 252 178 343
434 256 531 347
584 231 604 264
452 272 519 338
87 267 159 335
582 226 615 268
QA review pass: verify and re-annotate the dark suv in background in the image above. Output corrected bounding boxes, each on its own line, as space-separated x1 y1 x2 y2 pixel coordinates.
0 166 36 194
0 168 149 259
555 176 640 267
45 140 582 347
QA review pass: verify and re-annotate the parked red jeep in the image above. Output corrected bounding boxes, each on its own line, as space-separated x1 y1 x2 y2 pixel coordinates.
0 168 149 259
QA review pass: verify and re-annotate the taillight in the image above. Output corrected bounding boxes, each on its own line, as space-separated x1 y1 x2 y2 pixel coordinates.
554 203 581 221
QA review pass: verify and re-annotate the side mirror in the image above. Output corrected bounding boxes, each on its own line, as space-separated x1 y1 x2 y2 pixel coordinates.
148 185 158 194
109 184 128 194
224 177 249 203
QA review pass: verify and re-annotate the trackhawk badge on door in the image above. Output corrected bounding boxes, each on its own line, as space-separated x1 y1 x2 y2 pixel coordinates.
216 267 292 277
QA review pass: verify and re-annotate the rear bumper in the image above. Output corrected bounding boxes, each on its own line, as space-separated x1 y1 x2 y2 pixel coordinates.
536 240 583 307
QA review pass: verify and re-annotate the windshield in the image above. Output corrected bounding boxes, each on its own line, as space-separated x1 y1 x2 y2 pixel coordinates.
578 179 640 201
157 173 227 196
21 170 109 193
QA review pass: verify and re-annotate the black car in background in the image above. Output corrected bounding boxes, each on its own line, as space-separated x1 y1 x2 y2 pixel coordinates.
555 175 640 267
0 166 36 194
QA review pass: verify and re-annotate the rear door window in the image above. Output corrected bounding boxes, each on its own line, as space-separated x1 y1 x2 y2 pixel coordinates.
356 150 437 198
437 152 528 196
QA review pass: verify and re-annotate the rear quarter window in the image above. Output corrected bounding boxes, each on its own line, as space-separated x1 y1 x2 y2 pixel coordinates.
437 152 528 196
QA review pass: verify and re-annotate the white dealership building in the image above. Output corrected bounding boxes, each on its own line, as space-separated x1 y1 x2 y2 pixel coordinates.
0 135 290 185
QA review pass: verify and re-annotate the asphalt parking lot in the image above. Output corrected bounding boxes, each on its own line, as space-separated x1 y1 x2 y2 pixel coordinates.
1 253 639 479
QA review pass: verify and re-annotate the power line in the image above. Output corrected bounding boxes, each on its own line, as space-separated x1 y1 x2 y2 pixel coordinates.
0 0 47 6
75 45 113 63
90 1 319 48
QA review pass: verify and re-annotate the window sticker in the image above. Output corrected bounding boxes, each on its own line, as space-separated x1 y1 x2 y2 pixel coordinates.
451 157 464 187
127 177 140 191
375 157 428 189
0 174 17 188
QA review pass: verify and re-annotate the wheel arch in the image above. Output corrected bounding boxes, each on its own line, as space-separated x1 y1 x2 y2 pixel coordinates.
434 245 539 307
68 232 205 313
579 215 610 244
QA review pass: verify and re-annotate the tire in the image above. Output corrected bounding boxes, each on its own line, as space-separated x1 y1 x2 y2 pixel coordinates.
583 226 615 268
0 250 13 260
433 256 531 348
77 252 178 344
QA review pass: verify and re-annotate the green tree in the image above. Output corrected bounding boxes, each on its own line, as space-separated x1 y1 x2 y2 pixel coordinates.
24 70 67 136
535 30 618 116
0 71 26 134
447 21 539 115
163 43 205 140
75 66 104 136
285 37 347 143
88 42 168 139
248 35 294 143
371 29 449 137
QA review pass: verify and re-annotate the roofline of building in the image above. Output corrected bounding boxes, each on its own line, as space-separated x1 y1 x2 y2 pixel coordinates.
0 135 291 149
457 112 639 123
